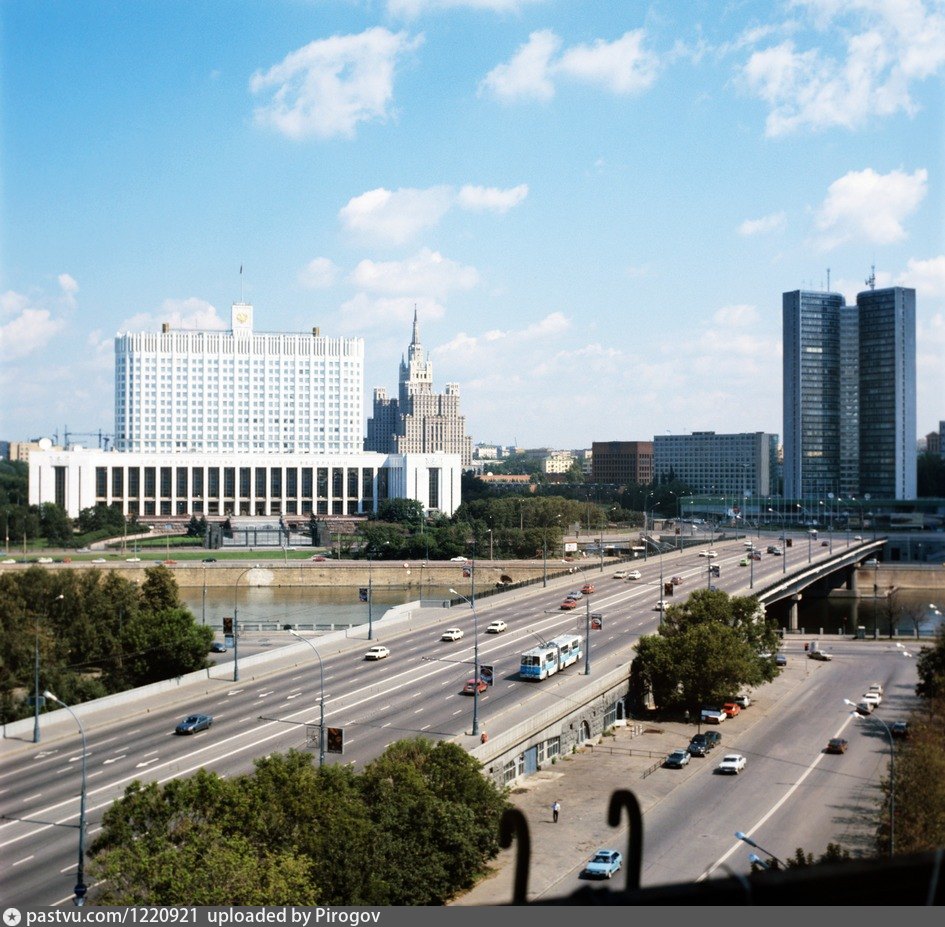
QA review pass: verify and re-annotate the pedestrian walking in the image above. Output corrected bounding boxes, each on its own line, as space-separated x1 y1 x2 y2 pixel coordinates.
552 800 560 823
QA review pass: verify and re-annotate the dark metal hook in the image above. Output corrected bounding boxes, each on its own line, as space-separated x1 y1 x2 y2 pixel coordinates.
499 807 531 904
607 789 643 893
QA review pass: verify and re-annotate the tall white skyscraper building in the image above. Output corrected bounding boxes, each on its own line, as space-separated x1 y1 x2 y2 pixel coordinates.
365 310 472 465
114 303 364 455
783 284 916 500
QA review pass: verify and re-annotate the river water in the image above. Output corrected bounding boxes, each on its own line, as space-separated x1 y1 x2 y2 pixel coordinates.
181 583 943 637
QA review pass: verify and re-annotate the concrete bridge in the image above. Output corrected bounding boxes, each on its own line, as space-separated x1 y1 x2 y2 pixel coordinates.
753 538 887 629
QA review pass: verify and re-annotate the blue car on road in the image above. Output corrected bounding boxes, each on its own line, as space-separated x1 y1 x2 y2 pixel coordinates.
583 849 623 879
175 714 213 735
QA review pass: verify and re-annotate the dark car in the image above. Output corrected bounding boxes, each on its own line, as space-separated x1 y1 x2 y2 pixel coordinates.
891 721 909 738
688 734 711 756
825 738 848 754
210 641 228 653
664 748 691 768
703 730 722 749
175 714 213 735
202 557 217 563
775 653 788 666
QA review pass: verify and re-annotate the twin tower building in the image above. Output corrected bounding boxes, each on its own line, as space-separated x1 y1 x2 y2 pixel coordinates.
29 305 470 520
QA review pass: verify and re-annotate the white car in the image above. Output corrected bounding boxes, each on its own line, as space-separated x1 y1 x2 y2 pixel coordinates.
653 600 667 611
717 753 747 774
441 627 464 641
486 620 507 634
364 645 390 661
734 694 751 709
566 590 582 600
126 557 141 562
699 550 718 558
449 556 468 562
613 570 628 579
626 570 642 580
861 691 882 707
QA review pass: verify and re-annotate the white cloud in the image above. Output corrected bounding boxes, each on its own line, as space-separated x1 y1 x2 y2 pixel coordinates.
339 186 454 244
897 255 945 297
350 248 479 297
457 184 529 213
740 2 945 136
340 183 526 244
557 30 660 95
738 211 787 235
338 292 445 334
58 273 79 295
814 167 927 248
0 307 66 360
481 29 659 101
388 0 544 16
298 257 340 289
479 30 560 101
120 298 227 333
713 304 759 327
250 28 423 140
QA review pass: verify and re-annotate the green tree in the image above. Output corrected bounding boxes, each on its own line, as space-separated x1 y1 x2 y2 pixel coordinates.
139 565 182 612
634 590 779 714
121 607 212 685
375 498 424 524
38 502 73 546
915 627 945 700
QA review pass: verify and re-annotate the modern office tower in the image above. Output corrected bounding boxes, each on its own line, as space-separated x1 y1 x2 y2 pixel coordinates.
856 286 916 499
590 441 653 485
782 285 916 501
365 310 473 466
782 290 846 499
653 432 778 496
114 302 365 455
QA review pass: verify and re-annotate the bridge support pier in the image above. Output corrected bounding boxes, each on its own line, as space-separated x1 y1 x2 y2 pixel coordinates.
788 593 802 631
846 566 858 594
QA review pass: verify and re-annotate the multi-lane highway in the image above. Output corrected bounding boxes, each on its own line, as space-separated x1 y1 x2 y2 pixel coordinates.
0 536 882 906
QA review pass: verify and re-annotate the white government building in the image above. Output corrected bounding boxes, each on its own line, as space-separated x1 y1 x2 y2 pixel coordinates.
29 303 462 519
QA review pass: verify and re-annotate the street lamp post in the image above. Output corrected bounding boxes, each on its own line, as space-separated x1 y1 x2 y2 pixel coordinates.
643 492 655 562
844 700 895 857
735 831 787 869
44 691 88 905
33 593 64 743
449 589 481 735
290 630 326 767
233 565 258 682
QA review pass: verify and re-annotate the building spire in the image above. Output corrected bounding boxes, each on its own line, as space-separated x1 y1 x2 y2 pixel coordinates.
411 305 420 346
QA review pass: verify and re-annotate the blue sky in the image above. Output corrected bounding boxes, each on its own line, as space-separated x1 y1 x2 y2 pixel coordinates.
2 0 943 450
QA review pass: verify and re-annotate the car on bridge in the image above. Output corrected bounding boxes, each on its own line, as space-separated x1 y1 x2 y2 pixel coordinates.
364 645 391 661
560 599 578 610
486 620 507 634
626 570 642 580
441 627 464 641
175 714 213 735
825 738 848 754
581 583 596 595
210 641 228 653
583 849 623 879
463 678 488 695
717 753 747 774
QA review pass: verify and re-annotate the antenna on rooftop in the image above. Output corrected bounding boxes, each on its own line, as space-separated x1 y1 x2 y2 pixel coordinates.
826 267 831 291
865 263 875 290
240 263 244 302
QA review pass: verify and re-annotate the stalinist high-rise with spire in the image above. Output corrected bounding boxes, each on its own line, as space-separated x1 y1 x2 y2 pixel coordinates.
365 310 473 466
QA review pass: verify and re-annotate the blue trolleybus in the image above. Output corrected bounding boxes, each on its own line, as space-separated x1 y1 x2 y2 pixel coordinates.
519 634 583 680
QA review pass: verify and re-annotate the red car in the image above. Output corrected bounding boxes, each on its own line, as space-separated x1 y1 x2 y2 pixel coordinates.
722 702 741 718
463 678 487 695
560 599 578 610
581 583 596 595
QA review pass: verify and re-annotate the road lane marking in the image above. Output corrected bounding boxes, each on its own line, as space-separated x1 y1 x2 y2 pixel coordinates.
13 854 34 866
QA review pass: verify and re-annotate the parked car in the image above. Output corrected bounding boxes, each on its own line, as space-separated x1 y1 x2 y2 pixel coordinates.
311 555 327 562
626 570 642 580
825 738 848 754
450 556 468 562
210 641 228 653
701 708 726 724
664 748 691 768
581 583 596 595
808 650 833 661
364 645 391 661
734 694 751 709
441 627 464 641
486 620 507 634
722 702 741 718
202 557 217 563
717 753 747 774
891 721 909 738
688 734 711 756
775 653 788 666
560 599 578 610
463 678 487 695
704 730 722 749
583 849 623 879
175 714 213 735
